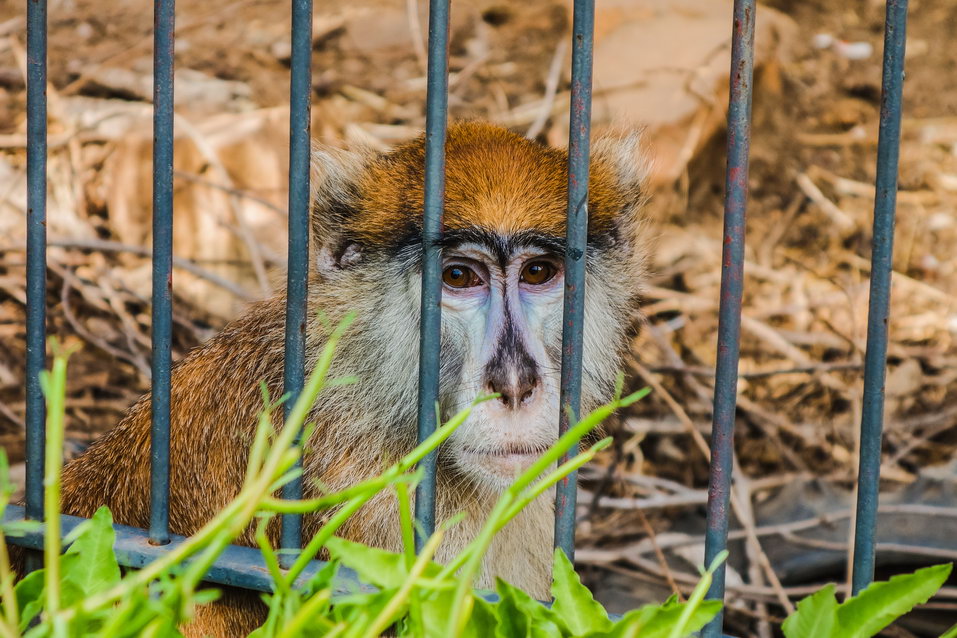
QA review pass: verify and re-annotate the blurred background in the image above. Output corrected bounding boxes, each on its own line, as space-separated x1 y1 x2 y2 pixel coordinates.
1 0 957 635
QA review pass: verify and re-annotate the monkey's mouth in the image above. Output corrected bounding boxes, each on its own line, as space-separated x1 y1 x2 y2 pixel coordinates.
458 444 551 479
460 444 550 458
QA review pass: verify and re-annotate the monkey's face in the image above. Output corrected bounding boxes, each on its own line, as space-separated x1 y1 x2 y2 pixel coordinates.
437 236 565 487
432 234 637 489
310 122 647 491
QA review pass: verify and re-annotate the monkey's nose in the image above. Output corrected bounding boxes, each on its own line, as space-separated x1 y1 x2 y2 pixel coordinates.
487 375 539 410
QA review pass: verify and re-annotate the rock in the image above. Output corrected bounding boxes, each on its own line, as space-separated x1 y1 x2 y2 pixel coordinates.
336 0 479 56
555 0 798 188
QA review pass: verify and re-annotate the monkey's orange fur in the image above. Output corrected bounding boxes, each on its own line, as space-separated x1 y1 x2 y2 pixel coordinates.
345 122 637 244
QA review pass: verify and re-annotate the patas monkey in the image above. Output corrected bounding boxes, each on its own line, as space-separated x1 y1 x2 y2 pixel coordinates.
51 121 647 636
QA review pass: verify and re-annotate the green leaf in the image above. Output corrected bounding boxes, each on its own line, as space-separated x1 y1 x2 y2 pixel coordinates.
325 536 440 591
837 564 952 638
625 599 722 638
301 560 338 598
418 590 458 638
334 588 395 636
60 506 121 604
461 597 499 638
551 548 611 635
781 584 838 638
14 569 44 631
494 579 564 638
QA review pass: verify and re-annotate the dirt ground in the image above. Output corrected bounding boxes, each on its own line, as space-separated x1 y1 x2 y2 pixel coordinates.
1 0 956 636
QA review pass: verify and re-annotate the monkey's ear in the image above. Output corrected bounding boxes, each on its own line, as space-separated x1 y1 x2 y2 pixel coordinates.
591 130 650 220
310 144 378 274
590 131 651 277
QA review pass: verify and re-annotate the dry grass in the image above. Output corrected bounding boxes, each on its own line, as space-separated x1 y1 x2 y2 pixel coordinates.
2 0 957 634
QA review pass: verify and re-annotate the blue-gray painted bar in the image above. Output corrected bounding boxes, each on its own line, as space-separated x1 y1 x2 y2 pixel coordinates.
24 0 48 555
149 0 175 547
413 0 451 551
281 0 314 568
4 505 572 611
702 1 755 636
554 0 595 561
852 0 908 596
2 505 359 595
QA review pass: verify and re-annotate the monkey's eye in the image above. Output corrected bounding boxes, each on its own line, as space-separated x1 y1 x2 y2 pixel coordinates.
442 265 483 288
520 261 556 286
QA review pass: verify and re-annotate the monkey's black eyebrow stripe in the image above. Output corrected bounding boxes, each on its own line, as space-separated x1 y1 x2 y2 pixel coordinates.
437 227 567 257
389 225 610 260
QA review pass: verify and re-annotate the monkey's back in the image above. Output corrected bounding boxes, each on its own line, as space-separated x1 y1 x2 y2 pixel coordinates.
59 297 291 541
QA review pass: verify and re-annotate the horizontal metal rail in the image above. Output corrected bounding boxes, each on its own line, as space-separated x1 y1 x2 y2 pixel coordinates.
6 506 740 634
3 505 360 595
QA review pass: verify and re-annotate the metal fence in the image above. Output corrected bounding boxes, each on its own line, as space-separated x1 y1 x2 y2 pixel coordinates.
8 0 911 636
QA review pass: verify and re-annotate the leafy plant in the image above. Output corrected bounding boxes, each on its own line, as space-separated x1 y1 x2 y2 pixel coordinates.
782 563 953 638
0 332 950 637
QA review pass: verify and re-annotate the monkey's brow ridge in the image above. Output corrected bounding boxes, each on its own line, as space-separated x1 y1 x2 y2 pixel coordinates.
437 227 566 258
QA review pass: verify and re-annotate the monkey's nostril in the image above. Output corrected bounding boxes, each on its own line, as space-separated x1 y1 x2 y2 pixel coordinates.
486 376 539 410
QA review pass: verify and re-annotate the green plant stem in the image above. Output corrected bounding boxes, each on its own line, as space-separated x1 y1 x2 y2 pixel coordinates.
283 493 377 587
255 519 289 596
396 482 416 570
43 346 70 626
361 529 444 638
397 479 425 638
244 407 278 488
446 497 513 635
259 473 418 514
58 319 353 622
274 589 333 638
441 393 645 635
285 400 478 584
437 438 609 581
666 551 727 638
512 389 647 497
502 439 610 522
0 532 19 632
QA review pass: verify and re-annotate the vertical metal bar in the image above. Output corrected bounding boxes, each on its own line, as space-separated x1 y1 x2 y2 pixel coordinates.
413 0 450 551
852 0 908 596
280 0 313 569
149 0 175 547
25 0 48 559
553 0 595 561
701 1 755 636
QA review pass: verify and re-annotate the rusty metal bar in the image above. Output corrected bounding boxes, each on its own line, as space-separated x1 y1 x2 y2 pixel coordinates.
701 1 755 636
554 0 596 561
